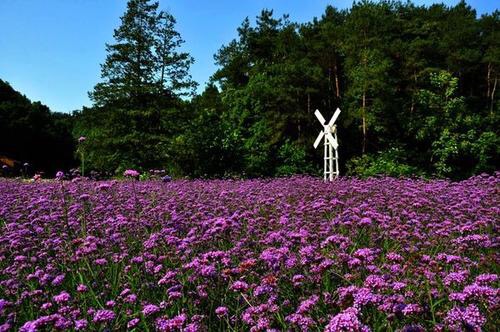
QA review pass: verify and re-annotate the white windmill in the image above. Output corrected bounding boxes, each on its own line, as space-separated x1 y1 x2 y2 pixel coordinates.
313 108 341 181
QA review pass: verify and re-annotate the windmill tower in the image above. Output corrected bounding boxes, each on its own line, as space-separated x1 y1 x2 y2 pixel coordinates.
313 108 341 181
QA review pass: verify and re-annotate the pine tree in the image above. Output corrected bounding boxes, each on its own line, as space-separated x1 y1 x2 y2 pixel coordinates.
79 0 196 174
89 0 195 109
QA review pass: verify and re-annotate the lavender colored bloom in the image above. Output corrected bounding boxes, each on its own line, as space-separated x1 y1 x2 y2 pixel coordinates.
75 319 88 330
230 280 249 292
443 270 468 287
19 321 37 332
54 315 72 329
53 291 71 304
142 304 160 316
127 318 140 329
40 302 52 310
55 171 64 180
123 169 140 177
215 306 229 317
0 323 11 332
474 274 498 285
297 295 319 314
51 274 65 286
77 284 88 292
155 313 187 331
78 136 86 143
125 294 137 303
94 258 107 265
359 217 372 226
401 324 425 332
93 309 116 323
286 313 315 330
325 307 370 332
0 299 10 314
445 304 486 331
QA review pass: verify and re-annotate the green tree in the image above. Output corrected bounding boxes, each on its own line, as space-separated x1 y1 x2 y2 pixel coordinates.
77 0 196 174
480 11 500 114
89 0 195 108
0 80 76 175
342 1 395 155
414 70 498 177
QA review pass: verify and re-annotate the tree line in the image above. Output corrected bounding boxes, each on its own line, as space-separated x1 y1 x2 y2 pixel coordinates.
1 0 498 179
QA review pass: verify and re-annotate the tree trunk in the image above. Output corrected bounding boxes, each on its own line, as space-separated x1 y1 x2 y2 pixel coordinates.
491 75 497 115
334 59 340 98
307 92 311 114
362 90 367 155
487 62 491 98
327 64 332 111
410 70 417 114
159 22 168 92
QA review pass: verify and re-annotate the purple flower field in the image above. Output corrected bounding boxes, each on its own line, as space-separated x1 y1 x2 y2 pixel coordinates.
0 175 498 331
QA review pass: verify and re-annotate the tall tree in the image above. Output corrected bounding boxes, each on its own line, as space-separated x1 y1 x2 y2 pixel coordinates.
480 11 500 114
77 0 195 174
89 0 195 109
342 1 395 155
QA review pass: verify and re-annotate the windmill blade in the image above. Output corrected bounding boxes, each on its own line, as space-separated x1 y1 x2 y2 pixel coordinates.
313 131 324 149
325 132 338 149
314 109 326 125
328 108 341 127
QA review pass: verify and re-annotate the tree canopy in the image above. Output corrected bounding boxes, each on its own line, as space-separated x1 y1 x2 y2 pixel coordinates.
1 0 498 179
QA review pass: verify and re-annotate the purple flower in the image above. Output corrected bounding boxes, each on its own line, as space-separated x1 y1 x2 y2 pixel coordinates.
474 274 498 285
325 307 370 332
94 258 108 266
0 299 10 314
77 284 88 292
230 280 249 292
443 270 468 287
53 291 71 303
297 295 319 314
286 313 315 330
78 136 86 143
155 313 187 331
359 217 372 226
123 169 140 177
19 321 37 332
142 304 160 316
125 294 137 303
75 319 88 330
55 171 64 180
0 323 11 332
51 274 65 286
215 306 229 317
401 324 425 332
445 304 486 331
40 302 52 310
127 318 140 329
93 309 116 323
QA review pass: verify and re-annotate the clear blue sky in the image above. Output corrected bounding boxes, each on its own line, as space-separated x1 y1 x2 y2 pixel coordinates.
0 0 496 113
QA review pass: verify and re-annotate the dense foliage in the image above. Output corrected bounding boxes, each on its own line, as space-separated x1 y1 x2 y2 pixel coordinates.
206 1 499 178
74 0 196 175
0 175 498 330
0 0 498 178
0 80 76 176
